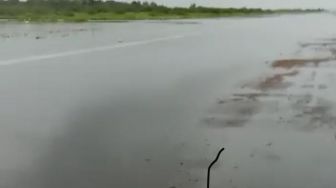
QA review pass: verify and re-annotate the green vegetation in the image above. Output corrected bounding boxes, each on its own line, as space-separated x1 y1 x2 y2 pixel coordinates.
0 0 324 22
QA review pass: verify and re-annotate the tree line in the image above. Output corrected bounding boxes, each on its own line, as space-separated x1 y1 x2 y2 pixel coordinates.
0 0 268 15
0 0 322 21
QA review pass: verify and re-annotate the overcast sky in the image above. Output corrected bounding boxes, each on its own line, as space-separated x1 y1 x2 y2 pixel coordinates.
118 0 335 9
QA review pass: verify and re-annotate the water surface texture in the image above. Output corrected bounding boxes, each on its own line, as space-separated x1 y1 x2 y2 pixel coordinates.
1 13 336 188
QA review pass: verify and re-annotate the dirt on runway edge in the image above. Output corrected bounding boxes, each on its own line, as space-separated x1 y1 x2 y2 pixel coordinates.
203 37 336 131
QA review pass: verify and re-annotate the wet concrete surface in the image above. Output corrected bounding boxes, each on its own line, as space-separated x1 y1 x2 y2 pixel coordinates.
1 13 336 188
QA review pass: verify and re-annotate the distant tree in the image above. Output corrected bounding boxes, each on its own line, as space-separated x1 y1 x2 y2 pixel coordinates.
131 1 141 6
88 0 94 5
77 0 95 5
150 2 157 7
142 1 149 6
26 0 49 4
189 3 196 9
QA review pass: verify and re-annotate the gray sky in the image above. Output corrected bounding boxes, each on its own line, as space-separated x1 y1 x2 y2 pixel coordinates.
118 0 335 9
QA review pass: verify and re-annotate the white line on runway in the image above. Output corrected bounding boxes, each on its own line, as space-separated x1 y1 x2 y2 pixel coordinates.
0 33 198 66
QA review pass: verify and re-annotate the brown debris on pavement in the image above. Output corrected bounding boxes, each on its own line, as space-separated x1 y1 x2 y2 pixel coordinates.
272 58 332 69
257 71 298 90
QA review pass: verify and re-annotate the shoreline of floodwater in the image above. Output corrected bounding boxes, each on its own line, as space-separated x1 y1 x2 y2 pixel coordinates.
0 1 324 23
0 11 326 23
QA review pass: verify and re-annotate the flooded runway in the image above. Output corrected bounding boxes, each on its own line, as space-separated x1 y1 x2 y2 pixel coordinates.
1 13 336 188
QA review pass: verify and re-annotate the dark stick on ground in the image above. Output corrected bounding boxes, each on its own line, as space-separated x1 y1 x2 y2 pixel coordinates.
207 147 225 188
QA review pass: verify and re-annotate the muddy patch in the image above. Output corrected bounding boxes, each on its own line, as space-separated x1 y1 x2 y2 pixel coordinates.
243 70 299 91
272 38 336 69
272 58 332 69
204 37 336 131
257 71 298 90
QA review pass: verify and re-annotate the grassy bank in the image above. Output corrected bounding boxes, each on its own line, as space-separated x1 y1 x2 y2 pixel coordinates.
0 1 324 22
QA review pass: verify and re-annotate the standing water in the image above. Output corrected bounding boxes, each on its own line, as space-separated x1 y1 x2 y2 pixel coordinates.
0 12 336 188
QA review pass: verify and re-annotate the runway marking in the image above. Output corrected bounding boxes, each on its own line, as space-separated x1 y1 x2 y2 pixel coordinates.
0 33 198 66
